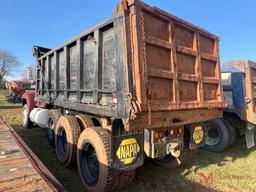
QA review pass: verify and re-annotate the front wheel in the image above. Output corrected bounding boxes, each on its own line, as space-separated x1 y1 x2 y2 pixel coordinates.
77 127 135 192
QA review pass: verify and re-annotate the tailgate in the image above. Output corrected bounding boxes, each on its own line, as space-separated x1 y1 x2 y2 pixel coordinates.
127 0 225 113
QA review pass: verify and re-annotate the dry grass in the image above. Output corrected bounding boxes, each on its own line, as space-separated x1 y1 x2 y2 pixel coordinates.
0 95 255 192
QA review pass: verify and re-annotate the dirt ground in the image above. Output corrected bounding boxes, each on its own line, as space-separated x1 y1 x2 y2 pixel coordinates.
0 91 256 192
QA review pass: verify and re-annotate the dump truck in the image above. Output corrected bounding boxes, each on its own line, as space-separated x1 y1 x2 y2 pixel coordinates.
21 0 225 191
203 60 256 152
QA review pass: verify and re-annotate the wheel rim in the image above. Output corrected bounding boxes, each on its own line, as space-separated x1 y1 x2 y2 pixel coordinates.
47 118 54 141
205 124 221 146
57 127 67 157
22 106 28 126
79 143 99 186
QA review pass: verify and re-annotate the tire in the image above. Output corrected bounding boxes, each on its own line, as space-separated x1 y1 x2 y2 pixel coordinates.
55 115 81 167
22 104 32 129
229 124 238 147
75 114 94 132
77 127 135 192
202 119 233 152
153 149 195 169
46 110 62 147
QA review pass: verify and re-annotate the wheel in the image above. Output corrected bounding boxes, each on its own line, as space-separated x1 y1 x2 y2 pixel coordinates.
229 123 238 147
75 114 94 132
47 110 62 147
55 115 81 167
202 119 234 152
77 127 135 192
153 149 195 169
22 104 32 129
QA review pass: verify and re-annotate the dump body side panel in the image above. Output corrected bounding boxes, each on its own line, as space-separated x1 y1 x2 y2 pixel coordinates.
35 13 130 119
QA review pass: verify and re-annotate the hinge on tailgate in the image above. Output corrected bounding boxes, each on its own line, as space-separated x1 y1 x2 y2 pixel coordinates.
128 93 139 120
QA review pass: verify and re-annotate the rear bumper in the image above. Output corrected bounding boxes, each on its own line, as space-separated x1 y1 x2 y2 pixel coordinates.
126 108 223 131
144 123 205 159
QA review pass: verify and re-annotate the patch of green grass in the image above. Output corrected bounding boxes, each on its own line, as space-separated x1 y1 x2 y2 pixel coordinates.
0 100 85 192
0 96 256 192
14 125 85 192
0 89 9 95
0 89 9 100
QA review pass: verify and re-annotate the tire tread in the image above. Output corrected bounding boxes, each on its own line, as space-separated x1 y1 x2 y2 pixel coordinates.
77 127 136 192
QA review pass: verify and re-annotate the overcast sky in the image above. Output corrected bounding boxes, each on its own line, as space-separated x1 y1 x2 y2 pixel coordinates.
0 0 255 80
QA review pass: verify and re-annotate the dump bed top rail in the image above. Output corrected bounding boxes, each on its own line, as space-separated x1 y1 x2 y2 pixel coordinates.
126 0 219 40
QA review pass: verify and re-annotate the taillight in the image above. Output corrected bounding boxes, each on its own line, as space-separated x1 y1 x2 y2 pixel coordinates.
178 128 183 135
154 130 168 142
154 127 183 142
154 131 160 141
170 127 184 137
154 130 165 142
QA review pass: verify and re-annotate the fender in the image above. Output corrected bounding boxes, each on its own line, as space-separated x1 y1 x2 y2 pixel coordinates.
22 92 35 113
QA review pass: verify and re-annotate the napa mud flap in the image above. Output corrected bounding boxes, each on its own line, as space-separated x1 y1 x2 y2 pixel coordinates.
111 120 144 171
189 123 205 149
246 122 255 149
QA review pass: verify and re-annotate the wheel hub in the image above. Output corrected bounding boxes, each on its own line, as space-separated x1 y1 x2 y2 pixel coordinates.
80 143 99 186
57 128 67 157
205 124 221 146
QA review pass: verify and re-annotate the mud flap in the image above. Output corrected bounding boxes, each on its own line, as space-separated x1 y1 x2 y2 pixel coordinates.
189 123 205 150
246 122 255 149
111 120 144 171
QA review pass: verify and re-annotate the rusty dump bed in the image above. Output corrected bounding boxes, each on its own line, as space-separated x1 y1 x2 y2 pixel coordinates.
35 0 225 131
223 60 256 124
0 119 65 192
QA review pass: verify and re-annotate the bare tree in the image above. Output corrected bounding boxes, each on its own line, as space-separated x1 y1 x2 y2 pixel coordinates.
0 49 20 84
